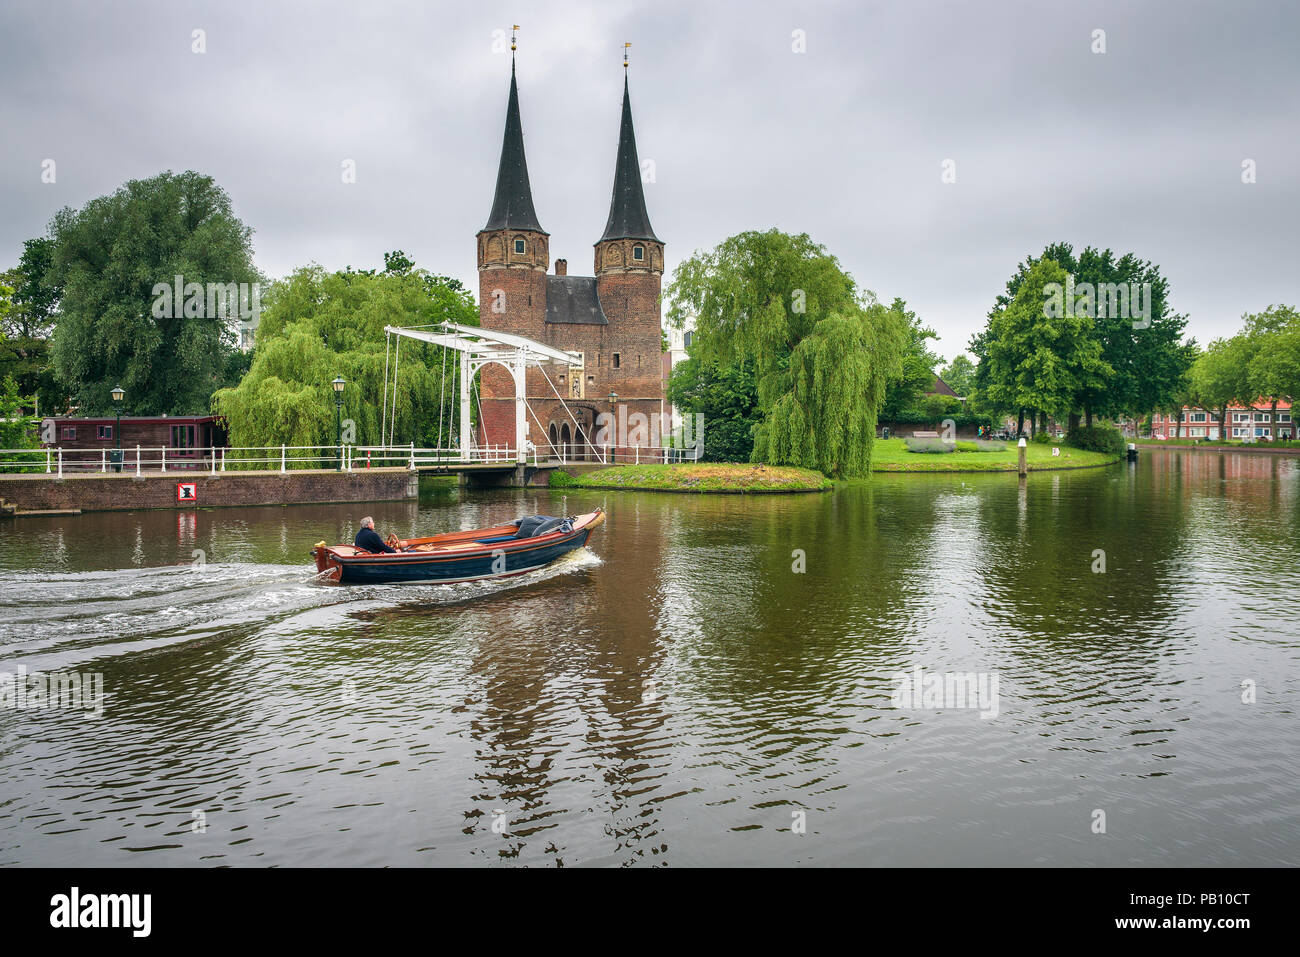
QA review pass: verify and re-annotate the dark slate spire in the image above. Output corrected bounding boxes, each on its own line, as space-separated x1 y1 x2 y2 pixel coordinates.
483 61 545 233
600 75 659 243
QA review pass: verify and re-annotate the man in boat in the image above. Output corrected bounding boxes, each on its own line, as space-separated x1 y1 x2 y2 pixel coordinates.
354 516 399 554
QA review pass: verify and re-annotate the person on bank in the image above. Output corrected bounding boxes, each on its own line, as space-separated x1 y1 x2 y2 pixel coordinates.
354 516 399 553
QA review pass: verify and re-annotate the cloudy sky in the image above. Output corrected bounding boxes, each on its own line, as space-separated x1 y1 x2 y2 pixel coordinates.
1 0 1296 359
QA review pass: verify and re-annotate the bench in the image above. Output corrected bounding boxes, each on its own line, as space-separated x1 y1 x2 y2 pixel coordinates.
912 430 939 438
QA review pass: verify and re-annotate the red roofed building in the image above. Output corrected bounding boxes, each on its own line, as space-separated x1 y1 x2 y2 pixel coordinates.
1149 400 1293 440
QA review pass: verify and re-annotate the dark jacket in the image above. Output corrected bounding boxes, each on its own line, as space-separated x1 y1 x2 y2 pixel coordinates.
354 526 397 553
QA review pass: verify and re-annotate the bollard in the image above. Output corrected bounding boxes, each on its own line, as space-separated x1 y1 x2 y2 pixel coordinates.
1017 436 1027 475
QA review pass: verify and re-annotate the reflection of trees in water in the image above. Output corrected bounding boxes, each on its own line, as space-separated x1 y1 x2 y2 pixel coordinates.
966 466 1191 649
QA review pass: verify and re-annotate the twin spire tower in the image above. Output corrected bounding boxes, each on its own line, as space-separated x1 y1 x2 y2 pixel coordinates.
474 38 664 460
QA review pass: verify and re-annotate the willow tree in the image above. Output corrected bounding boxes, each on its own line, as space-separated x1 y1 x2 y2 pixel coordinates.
754 304 904 477
666 229 905 477
212 263 476 457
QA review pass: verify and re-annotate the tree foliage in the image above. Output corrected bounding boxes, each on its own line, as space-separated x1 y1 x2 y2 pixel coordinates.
938 354 975 398
975 259 1111 421
47 170 259 415
665 229 905 477
0 238 62 411
976 242 1193 424
1245 305 1300 415
211 264 477 452
880 299 942 420
665 355 759 462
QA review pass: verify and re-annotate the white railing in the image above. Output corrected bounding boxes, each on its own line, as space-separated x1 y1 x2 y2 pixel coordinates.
0 441 703 476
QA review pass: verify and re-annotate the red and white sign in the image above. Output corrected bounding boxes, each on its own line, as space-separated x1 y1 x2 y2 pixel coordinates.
176 482 197 503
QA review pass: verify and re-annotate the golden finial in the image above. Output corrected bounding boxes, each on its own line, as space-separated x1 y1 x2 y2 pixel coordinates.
624 42 631 69
511 25 519 52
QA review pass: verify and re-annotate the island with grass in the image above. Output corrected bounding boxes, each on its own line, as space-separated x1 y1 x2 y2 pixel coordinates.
549 463 832 493
869 436 1122 472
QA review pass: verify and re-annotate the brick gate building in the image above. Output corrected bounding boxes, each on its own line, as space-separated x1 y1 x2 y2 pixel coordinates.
475 59 664 460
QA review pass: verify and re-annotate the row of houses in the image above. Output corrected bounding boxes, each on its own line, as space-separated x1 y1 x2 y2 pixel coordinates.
1147 400 1294 440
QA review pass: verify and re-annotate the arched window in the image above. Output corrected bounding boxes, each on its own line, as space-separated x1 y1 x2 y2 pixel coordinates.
632 244 645 261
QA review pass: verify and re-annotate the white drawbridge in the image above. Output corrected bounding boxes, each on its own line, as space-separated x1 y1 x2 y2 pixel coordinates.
379 322 586 465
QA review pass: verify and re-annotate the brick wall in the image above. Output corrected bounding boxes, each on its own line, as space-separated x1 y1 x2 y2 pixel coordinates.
0 469 417 513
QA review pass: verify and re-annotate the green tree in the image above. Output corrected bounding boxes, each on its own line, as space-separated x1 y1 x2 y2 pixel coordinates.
879 299 942 420
1244 305 1300 438
665 355 759 461
752 302 905 477
0 374 39 457
0 238 62 412
666 229 905 477
211 264 477 456
1193 337 1253 441
991 242 1192 427
938 354 975 397
976 259 1111 436
47 170 260 415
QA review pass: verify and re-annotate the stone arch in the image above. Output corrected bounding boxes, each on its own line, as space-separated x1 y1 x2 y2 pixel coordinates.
548 422 559 459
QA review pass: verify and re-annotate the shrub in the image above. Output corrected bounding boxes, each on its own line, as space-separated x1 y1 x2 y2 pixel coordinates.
1065 426 1125 456
954 440 977 452
888 410 996 429
972 439 1006 452
548 469 578 488
920 393 963 420
1031 431 1052 444
903 437 954 454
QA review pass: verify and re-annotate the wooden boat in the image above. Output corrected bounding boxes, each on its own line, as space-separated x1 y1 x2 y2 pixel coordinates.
310 509 605 585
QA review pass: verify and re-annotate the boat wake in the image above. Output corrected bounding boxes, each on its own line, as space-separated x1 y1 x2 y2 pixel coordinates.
0 548 602 671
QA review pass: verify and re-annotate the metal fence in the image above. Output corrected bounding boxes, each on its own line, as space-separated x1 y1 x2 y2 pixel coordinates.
0 441 702 476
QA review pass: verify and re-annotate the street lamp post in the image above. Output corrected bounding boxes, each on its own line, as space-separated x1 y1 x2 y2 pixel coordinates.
110 385 125 473
332 376 346 471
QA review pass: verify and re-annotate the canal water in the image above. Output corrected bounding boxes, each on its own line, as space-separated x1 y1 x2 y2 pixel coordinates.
1 448 1297 867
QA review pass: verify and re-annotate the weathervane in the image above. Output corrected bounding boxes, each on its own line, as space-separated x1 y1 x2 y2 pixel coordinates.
624 41 630 69
511 25 519 53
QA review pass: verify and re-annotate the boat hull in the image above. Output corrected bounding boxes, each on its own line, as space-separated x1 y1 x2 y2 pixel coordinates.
311 510 603 585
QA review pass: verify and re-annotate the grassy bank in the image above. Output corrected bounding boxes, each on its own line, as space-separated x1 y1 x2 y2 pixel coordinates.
870 437 1121 472
552 463 831 493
